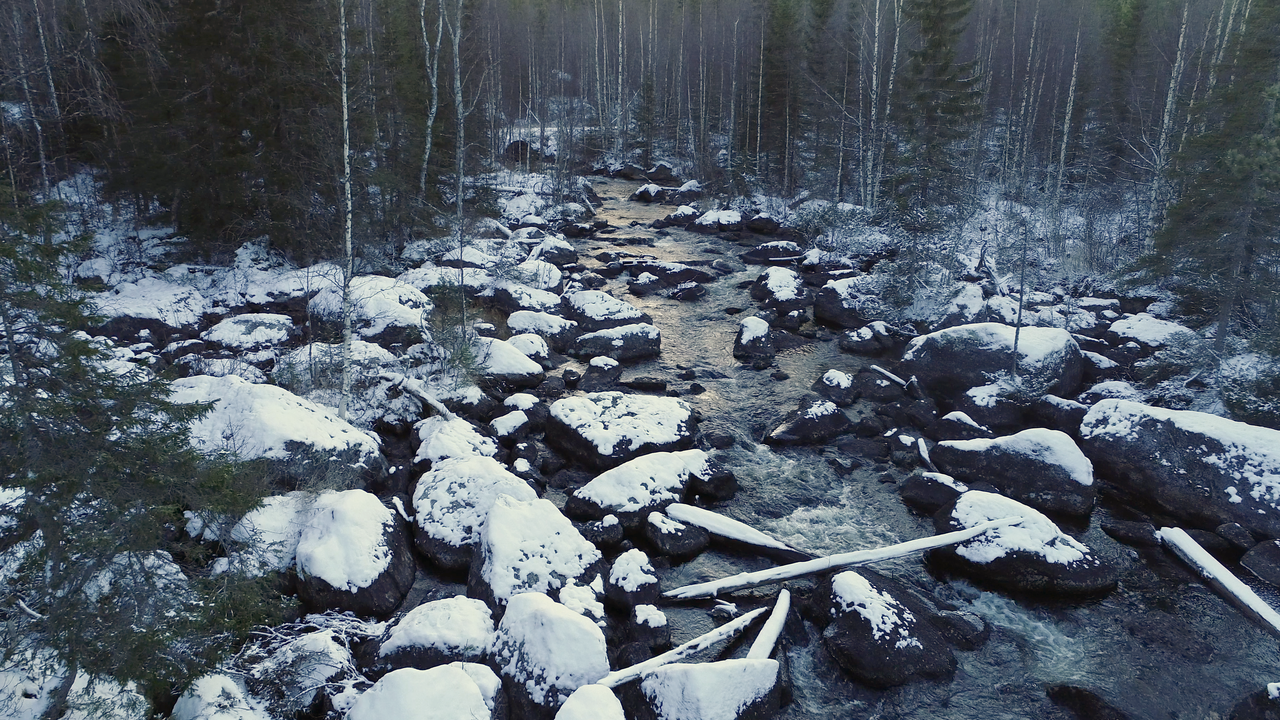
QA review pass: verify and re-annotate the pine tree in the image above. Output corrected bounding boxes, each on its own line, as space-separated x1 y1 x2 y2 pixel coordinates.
0 191 281 710
890 0 982 213
1146 0 1280 356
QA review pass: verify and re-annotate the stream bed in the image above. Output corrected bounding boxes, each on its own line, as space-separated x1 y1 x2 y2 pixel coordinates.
563 178 1280 719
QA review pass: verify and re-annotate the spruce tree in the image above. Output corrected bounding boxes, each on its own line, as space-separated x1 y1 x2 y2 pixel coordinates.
0 192 280 711
1146 0 1280 356
890 0 982 213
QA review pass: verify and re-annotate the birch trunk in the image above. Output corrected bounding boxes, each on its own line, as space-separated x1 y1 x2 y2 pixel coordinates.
419 0 443 197
338 0 355 421
1147 1 1190 242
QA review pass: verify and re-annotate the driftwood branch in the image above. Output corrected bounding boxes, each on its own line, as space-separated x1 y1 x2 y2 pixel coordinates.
746 590 790 660
596 607 768 688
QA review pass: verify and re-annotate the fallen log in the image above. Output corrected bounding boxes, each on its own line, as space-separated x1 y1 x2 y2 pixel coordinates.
596 607 768 688
1158 526 1280 636
746 590 790 660
663 517 1022 600
665 503 808 557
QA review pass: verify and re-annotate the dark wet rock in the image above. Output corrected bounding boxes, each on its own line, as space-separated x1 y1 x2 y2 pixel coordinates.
733 317 775 367
766 397 853 446
931 428 1097 517
931 609 991 651
899 471 970 515
652 205 700 229
750 267 811 315
1218 522 1259 553
560 222 596 239
1100 513 1159 547
628 605 671 651
742 241 804 265
645 162 678 184
688 465 739 501
1080 400 1280 539
1185 528 1239 560
838 321 914 356
546 391 696 471
814 569 957 688
620 259 715 286
534 375 567 401
577 359 623 392
1242 541 1280 587
704 429 736 450
667 282 707 301
813 277 884 329
580 515 625 550
569 323 662 363
899 323 1084 404
835 436 891 462
851 370 907 403
744 213 781 235
1122 612 1214 662
1046 685 1132 720
295 490 417 619
1230 687 1280 720
1030 395 1089 438
629 183 665 202
876 398 940 433
643 511 710 559
926 491 1120 596
621 376 668 393
811 370 860 406
628 272 664 297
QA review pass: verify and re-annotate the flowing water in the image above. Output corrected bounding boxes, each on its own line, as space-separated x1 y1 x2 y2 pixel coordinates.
571 178 1280 719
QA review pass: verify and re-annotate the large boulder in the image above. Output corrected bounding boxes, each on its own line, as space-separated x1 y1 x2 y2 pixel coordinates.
91 276 212 343
473 337 546 389
1080 400 1280 538
560 290 652 333
816 569 956 688
375 596 495 673
564 449 715 528
470 496 603 606
733 317 775 367
765 397 853 446
899 323 1084 402
412 416 498 466
932 428 1096 516
633 659 780 720
490 592 610 718
547 392 696 470
569 323 662 362
926 491 1119 596
346 664 504 720
170 674 269 720
507 311 578 353
556 684 625 720
295 490 417 618
750 267 811 315
308 275 433 346
170 374 386 490
814 276 885 329
411 456 539 570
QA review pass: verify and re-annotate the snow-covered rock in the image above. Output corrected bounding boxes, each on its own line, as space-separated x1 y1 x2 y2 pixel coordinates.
564 449 714 528
1106 313 1197 350
812 369 857 406
838 321 914 356
530 237 578 266
211 491 311 577
750 267 810 314
933 428 1095 516
411 455 539 570
377 596 495 671
569 322 662 362
506 311 578 352
604 548 660 609
473 336 546 388
170 674 270 720
927 491 1119 596
547 392 696 470
490 592 609 715
200 313 295 351
741 240 804 265
92 276 211 340
308 275 433 345
1080 400 1280 539
471 496 603 606
170 374 385 488
249 630 352 715
346 664 502 720
733 316 775 367
814 276 891 329
637 659 780 720
643 511 710 559
555 684 625 720
692 209 743 233
765 397 853 446
817 569 956 688
295 489 416 617
900 322 1084 405
413 415 498 466
560 290 651 332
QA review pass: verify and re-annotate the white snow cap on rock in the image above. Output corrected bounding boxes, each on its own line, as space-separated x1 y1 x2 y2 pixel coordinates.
308 275 432 339
508 310 577 336
92 276 210 328
346 664 498 720
170 674 270 720
574 449 710 513
739 316 770 343
1108 313 1195 347
939 428 1094 486
639 659 778 720
296 490 395 593
413 455 538 548
556 684 625 720
549 392 693 457
215 491 311 576
413 415 498 465
479 496 602 603
565 289 647 324
762 267 803 301
201 313 293 349
170 374 380 462
831 571 922 650
379 596 494 659
490 592 610 707
609 549 657 592
473 336 544 376
949 491 1088 565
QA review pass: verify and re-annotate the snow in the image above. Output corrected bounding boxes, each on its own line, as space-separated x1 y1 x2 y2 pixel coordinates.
508 333 550 361
576 322 661 344
939 428 1094 486
493 279 562 312
564 290 647 324
945 284 986 323
505 393 540 410
379 596 494 659
831 571 922 649
201 313 293 349
92 276 210 327
493 410 530 436
413 455 538 548
941 411 988 431
695 209 742 226
478 496 602 602
610 549 657 592
508 310 577 336
822 369 853 389
398 264 494 294
637 183 663 196
739 316 770 343
761 267 803 302
490 592 610 706
473 336 543 376
1270 682 1280 701
170 374 381 462
549 392 693 456
648 512 684 534
308 275 433 339
170 674 270 720
636 604 668 628
903 322 1078 369
346 665 494 720
295 490 394 592
556 684 625 720
1158 527 1280 635
214 492 311 576
949 491 1088 565
0 651 147 720
665 503 794 551
590 356 619 369
413 415 498 464
1081 399 1280 507
923 472 969 493
804 400 840 419
559 579 607 624
1082 380 1143 402
249 630 351 709
1109 313 1195 347
639 659 778 720
574 449 710 513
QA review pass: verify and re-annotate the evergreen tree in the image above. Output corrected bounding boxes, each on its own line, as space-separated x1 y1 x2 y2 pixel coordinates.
1146 0 1280 355
890 0 982 213
0 191 281 711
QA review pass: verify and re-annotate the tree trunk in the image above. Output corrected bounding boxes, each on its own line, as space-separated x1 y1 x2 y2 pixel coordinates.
338 0 355 422
418 0 443 198
1147 1 1190 242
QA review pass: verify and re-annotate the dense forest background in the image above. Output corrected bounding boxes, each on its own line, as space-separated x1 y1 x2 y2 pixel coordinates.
1 0 1277 343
